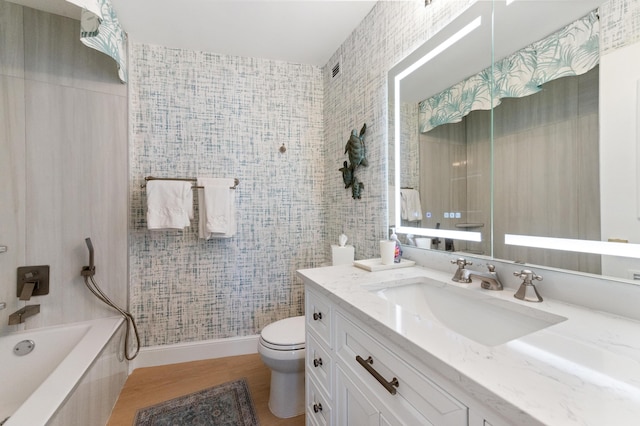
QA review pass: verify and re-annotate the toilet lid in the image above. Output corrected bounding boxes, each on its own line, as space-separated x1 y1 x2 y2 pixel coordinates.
260 315 305 347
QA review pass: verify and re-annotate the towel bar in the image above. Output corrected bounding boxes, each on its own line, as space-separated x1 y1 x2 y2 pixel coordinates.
141 176 239 190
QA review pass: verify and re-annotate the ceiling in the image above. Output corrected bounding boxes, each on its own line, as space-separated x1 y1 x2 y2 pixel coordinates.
8 0 377 67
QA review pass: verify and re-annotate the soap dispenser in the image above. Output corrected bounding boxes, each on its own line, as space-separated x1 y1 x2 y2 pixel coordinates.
390 228 402 263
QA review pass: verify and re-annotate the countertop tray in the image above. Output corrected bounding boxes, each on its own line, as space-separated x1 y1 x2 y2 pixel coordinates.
353 258 416 272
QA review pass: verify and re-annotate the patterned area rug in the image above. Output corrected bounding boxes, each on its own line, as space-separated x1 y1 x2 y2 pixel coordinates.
134 378 260 426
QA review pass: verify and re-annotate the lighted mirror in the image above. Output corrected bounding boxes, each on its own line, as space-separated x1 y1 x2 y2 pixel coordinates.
389 0 640 282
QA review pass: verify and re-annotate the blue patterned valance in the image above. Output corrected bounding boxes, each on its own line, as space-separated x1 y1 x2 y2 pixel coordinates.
419 11 599 133
66 0 128 83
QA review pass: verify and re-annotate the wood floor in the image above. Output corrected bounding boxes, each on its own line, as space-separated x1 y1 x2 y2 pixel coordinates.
107 353 305 426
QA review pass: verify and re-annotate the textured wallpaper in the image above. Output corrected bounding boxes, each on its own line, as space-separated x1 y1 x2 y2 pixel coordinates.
129 45 324 346
601 0 640 53
322 0 474 260
129 0 637 347
322 0 636 260
128 0 474 347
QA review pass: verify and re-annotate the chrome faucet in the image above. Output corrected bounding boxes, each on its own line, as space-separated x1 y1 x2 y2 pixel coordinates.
450 257 472 282
462 264 503 290
513 269 543 302
8 305 40 325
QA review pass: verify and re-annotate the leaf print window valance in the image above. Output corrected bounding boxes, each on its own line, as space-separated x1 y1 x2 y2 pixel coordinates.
419 10 599 133
66 0 128 83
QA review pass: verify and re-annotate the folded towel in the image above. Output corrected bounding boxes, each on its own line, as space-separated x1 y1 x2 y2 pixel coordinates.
197 177 236 239
146 180 193 230
400 188 422 222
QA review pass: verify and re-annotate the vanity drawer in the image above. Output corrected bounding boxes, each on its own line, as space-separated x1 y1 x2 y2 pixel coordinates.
306 289 332 348
306 333 333 398
335 312 468 426
307 375 333 426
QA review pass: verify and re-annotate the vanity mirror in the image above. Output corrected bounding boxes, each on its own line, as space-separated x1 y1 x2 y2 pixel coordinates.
389 0 640 282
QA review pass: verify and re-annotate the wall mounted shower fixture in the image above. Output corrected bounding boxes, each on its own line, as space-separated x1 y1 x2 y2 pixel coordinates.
17 265 49 300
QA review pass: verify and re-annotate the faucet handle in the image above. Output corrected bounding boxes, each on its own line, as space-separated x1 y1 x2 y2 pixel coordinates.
451 257 472 268
451 258 472 283
513 269 543 302
513 269 542 283
486 264 496 273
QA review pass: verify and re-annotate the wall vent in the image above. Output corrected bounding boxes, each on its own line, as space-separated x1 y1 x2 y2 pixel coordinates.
331 61 341 79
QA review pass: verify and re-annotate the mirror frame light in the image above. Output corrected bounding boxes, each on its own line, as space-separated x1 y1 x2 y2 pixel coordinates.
393 15 484 243
505 235 640 259
390 0 640 269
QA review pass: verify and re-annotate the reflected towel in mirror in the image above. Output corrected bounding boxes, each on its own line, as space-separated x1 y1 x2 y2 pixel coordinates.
400 188 422 222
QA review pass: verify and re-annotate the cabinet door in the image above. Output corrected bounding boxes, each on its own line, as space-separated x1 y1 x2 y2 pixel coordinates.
307 375 332 426
336 365 380 425
335 312 467 426
336 365 434 426
306 289 332 348
306 333 333 398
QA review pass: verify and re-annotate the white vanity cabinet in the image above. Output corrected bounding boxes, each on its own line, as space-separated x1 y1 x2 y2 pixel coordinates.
306 287 470 426
306 288 334 425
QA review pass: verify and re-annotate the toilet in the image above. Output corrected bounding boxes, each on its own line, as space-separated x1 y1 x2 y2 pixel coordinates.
258 315 306 418
258 245 351 418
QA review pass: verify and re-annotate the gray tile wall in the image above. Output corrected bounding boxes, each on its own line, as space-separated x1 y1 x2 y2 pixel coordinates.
0 1 128 332
0 2 128 424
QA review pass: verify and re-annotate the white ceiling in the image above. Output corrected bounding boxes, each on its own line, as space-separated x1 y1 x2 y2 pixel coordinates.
9 0 377 67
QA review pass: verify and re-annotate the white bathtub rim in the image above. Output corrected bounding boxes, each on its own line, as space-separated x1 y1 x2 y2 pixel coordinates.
6 316 124 426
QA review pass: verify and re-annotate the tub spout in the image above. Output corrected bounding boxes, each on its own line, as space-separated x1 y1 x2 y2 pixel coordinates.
8 305 40 325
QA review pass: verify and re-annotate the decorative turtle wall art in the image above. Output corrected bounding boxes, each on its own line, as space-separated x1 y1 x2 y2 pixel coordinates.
339 161 354 188
339 123 368 199
345 124 368 168
351 177 364 199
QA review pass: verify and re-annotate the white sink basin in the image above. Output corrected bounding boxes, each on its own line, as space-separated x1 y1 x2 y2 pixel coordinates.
371 277 567 346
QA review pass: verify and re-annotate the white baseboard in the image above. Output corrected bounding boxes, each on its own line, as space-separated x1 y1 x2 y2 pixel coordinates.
129 334 260 373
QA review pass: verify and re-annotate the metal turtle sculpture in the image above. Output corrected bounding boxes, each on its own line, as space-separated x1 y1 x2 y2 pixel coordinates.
344 124 368 169
351 177 364 199
339 161 354 188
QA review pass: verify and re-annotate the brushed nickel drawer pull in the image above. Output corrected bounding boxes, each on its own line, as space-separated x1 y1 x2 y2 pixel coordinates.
356 355 399 395
313 402 323 413
313 357 323 367
313 312 323 321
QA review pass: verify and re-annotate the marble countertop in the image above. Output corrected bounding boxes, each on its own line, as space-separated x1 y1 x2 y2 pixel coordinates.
297 264 640 426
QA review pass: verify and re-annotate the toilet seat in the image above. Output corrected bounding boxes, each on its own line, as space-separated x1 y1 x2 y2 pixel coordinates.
260 316 305 351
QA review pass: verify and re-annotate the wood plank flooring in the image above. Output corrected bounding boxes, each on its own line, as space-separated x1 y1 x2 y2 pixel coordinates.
107 353 305 426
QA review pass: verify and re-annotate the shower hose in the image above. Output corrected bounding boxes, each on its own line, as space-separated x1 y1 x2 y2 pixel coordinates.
83 274 140 360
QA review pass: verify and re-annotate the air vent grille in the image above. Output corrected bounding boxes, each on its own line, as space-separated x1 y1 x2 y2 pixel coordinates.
332 62 340 78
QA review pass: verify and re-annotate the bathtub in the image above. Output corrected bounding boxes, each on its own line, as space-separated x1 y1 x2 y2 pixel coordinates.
1 316 125 426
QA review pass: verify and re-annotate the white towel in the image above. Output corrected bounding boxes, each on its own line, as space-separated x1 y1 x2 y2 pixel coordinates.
197 177 236 239
400 188 423 222
146 180 193 230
